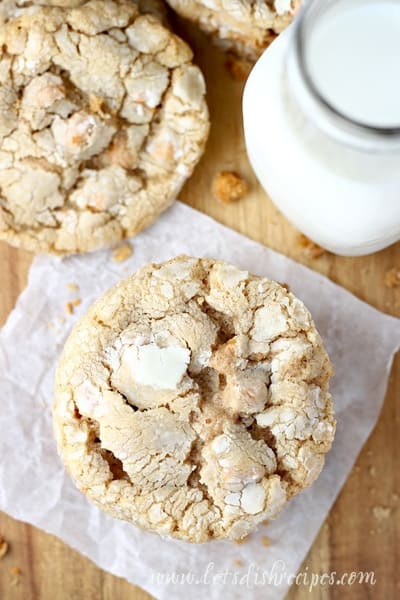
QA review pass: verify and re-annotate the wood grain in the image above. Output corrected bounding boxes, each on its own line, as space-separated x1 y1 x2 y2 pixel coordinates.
0 22 399 600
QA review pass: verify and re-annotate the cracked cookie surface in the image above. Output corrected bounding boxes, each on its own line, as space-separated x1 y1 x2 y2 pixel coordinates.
54 256 335 542
0 0 209 254
165 0 300 60
0 0 168 23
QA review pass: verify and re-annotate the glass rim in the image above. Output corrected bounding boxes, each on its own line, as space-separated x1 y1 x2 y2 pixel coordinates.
294 0 400 138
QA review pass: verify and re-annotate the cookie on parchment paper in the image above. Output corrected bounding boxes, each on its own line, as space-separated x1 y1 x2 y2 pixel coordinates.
0 0 209 254
166 0 300 61
54 256 335 542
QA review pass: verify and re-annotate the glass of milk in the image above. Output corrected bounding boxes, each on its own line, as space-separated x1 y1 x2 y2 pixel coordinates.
243 0 400 256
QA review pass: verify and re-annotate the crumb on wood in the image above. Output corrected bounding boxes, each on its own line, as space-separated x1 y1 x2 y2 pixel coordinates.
261 535 272 548
10 566 22 586
225 56 252 81
384 268 400 288
66 283 79 292
298 234 326 259
112 243 133 263
233 559 243 567
392 493 399 504
213 171 249 203
0 536 9 559
368 466 376 478
372 505 391 520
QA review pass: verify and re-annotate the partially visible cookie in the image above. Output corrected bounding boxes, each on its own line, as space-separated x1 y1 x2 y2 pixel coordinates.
54 256 335 542
0 0 167 24
166 0 300 60
0 0 82 24
0 0 209 254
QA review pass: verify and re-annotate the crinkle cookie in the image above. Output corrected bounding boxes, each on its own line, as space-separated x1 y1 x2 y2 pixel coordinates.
0 0 168 23
166 0 300 60
54 256 335 542
0 0 209 254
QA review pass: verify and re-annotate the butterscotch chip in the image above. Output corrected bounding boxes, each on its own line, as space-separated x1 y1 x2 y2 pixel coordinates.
225 57 252 82
165 0 299 60
54 256 335 542
298 234 326 259
0 0 209 255
0 537 9 559
112 243 134 263
384 268 400 288
213 172 248 203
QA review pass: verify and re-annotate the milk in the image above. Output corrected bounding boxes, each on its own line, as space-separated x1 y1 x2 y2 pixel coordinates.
243 0 400 256
307 0 400 128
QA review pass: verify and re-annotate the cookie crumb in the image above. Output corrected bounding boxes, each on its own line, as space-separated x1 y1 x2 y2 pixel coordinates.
112 243 133 263
225 56 252 81
0 536 9 559
298 234 326 258
372 505 391 520
384 268 400 288
213 171 248 203
261 535 272 547
72 299 81 307
233 559 243 567
10 566 22 586
65 302 74 315
279 282 290 292
66 283 79 292
261 519 270 526
234 536 249 545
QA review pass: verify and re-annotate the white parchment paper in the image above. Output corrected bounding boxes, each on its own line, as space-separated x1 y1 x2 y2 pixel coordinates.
0 202 399 600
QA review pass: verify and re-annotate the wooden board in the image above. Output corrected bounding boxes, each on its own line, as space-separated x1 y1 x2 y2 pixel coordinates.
0 21 399 600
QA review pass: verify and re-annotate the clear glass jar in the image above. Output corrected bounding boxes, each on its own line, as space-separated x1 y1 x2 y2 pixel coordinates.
243 0 400 256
